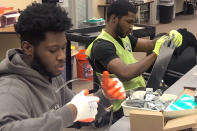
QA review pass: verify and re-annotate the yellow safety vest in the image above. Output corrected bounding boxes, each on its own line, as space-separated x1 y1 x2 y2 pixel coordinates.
86 29 146 111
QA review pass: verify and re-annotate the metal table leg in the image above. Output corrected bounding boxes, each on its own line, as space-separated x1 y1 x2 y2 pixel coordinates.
66 40 72 89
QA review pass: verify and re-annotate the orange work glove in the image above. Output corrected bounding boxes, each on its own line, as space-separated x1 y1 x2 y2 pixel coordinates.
101 71 126 100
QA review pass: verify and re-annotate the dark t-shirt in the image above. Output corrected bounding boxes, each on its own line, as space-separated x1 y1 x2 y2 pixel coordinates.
89 35 138 73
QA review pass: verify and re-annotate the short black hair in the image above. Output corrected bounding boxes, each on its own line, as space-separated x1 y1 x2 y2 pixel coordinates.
107 0 137 21
15 2 72 46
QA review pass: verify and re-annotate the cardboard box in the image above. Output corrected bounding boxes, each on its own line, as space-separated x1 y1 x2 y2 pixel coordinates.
130 109 197 131
129 87 197 131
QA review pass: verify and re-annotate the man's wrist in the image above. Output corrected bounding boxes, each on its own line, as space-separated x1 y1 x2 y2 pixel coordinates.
152 51 158 56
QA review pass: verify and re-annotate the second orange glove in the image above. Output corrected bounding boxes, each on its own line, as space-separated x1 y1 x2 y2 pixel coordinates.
101 71 126 100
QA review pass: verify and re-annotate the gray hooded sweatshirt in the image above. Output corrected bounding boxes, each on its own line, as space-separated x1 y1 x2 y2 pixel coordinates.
0 49 110 131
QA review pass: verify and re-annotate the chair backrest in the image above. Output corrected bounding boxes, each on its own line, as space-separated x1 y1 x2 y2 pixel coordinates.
164 46 197 86
164 28 197 86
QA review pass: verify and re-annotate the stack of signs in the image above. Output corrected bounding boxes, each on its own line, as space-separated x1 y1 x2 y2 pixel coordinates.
166 94 197 111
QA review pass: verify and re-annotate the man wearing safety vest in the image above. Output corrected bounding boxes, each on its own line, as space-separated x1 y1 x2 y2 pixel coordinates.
86 0 182 126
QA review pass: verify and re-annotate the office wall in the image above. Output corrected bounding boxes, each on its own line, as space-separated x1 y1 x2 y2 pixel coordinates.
0 0 41 10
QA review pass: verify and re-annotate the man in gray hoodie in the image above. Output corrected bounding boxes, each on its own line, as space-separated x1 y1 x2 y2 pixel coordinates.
0 2 125 131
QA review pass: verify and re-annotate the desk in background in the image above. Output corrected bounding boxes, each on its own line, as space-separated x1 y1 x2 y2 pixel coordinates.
98 0 154 23
0 26 15 34
0 26 79 57
0 26 79 77
0 26 21 60
66 24 155 89
109 65 197 131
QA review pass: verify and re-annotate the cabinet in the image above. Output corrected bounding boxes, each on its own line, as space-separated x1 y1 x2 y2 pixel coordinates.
174 0 185 14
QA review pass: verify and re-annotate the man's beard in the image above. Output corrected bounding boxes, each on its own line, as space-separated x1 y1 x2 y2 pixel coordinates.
115 22 125 38
31 52 55 79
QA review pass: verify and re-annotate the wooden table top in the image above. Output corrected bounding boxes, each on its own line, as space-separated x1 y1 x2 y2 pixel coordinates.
0 26 15 34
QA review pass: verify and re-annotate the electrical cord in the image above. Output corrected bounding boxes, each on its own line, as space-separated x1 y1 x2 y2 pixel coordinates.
55 78 89 93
